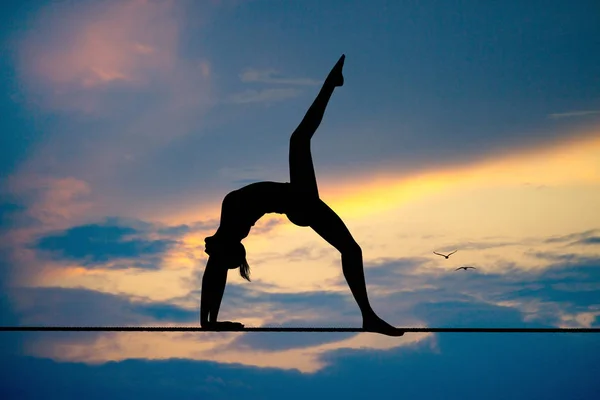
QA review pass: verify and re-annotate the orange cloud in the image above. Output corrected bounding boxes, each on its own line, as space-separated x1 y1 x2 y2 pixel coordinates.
7 175 93 228
17 0 211 116
25 330 432 373
23 0 178 89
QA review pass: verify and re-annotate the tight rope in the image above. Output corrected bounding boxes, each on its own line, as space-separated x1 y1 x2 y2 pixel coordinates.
1 327 599 333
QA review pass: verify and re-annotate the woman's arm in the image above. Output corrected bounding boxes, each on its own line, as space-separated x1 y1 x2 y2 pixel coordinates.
200 257 228 326
200 257 244 329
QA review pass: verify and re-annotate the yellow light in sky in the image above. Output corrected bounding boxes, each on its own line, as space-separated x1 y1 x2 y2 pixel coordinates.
320 128 600 220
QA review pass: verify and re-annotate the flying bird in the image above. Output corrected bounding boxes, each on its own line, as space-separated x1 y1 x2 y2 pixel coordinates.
455 266 476 271
433 250 457 259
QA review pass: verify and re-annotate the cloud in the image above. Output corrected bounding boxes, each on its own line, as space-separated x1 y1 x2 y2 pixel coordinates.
227 67 318 105
7 285 198 359
227 320 357 352
548 110 600 119
574 237 600 245
359 257 429 287
29 215 223 271
505 264 600 310
35 223 175 269
250 217 286 235
9 0 215 224
17 0 203 111
283 246 331 263
102 216 220 238
11 286 197 326
7 176 93 228
170 279 375 354
2 325 599 399
203 230 600 352
223 316 358 353
10 244 600 372
243 240 334 269
331 251 600 330
544 229 600 244
136 302 198 322
527 251 600 266
0 239 20 356
239 68 321 86
12 281 427 372
433 240 519 252
214 283 359 324
156 219 220 237
228 88 303 104
0 202 26 235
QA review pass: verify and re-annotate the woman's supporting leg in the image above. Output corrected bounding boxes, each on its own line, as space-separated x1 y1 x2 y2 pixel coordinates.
309 200 404 336
289 55 345 198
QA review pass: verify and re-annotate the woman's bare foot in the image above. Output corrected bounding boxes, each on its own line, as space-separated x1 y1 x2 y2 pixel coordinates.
326 54 345 87
362 313 404 336
202 321 244 330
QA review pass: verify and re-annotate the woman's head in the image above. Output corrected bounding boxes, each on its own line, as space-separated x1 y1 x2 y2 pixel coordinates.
204 235 251 281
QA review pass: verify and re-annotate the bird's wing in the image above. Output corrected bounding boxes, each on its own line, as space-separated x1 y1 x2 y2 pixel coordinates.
449 250 458 256
455 267 463 271
433 252 444 257
468 266 476 269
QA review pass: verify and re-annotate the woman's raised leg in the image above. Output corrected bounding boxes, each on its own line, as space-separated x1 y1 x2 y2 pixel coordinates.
289 55 345 198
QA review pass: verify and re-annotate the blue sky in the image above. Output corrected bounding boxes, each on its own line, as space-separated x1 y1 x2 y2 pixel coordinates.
1 0 600 398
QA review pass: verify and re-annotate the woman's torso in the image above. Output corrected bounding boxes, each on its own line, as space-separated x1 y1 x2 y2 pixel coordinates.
216 181 298 240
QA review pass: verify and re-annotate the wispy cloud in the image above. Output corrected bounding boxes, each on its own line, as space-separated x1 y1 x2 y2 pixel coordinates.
228 88 303 104
544 229 600 245
227 67 318 104
548 110 600 119
7 176 93 228
239 68 321 86
575 236 600 245
433 240 518 253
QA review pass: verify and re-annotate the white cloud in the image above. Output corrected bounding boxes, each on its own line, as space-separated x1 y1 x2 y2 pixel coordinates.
228 88 303 104
240 68 321 86
548 110 600 119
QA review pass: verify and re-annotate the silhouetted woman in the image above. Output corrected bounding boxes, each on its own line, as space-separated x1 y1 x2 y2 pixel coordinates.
201 55 403 336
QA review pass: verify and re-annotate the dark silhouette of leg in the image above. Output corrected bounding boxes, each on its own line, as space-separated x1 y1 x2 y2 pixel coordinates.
309 200 404 336
289 55 345 198
286 55 401 335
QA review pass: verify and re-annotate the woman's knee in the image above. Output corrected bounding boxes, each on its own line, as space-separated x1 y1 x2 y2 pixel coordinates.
290 129 313 147
341 241 362 258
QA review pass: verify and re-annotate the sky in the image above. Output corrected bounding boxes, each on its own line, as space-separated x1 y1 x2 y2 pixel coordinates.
1 0 600 398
